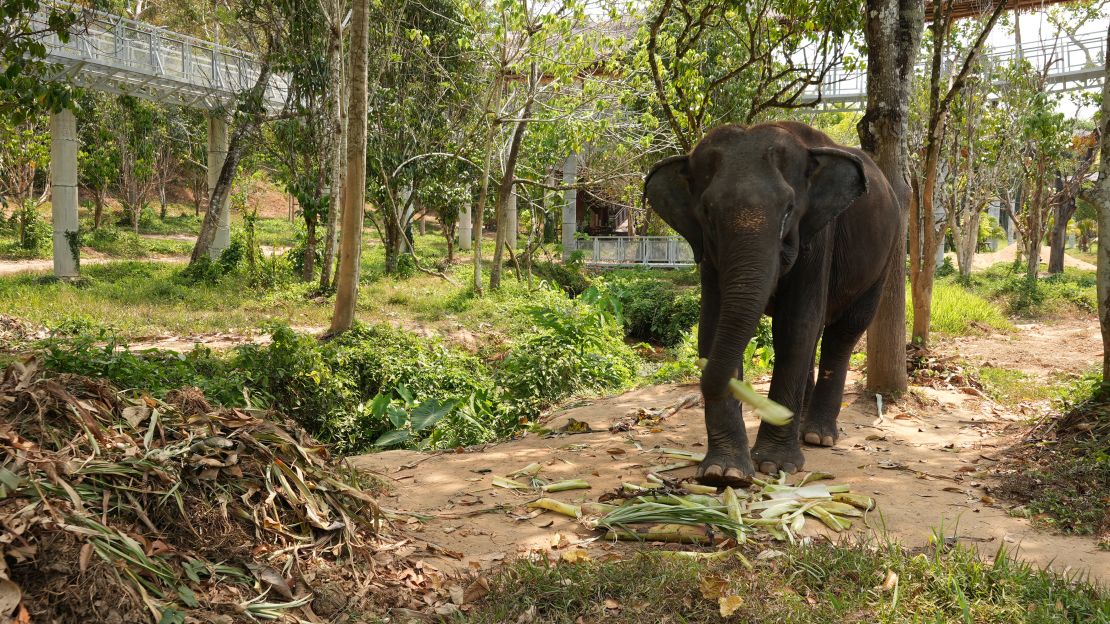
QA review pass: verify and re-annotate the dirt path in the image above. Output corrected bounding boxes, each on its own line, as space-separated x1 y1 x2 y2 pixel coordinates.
350 319 1108 583
969 242 1096 271
940 316 1100 382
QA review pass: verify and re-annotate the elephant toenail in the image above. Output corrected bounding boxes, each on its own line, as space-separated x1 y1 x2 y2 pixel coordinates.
783 463 797 473
822 435 835 447
759 461 777 475
703 464 724 478
803 432 821 445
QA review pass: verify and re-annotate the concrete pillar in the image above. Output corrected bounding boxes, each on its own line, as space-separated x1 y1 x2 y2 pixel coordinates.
459 194 472 250
505 187 518 250
207 115 231 258
561 153 578 262
50 108 80 279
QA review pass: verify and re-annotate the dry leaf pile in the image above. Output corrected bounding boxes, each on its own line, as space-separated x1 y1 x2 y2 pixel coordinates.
906 346 985 394
0 359 397 623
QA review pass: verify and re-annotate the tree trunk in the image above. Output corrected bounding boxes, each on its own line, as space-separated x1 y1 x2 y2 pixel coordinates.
472 76 505 296
1027 157 1046 281
1048 174 1073 275
319 0 345 291
159 183 168 220
329 0 368 334
490 113 531 291
857 0 923 395
302 220 317 281
1097 25 1110 384
954 207 981 279
191 63 273 264
92 191 104 230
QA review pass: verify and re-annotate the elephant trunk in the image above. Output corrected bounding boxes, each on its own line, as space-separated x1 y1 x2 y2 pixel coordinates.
700 259 777 401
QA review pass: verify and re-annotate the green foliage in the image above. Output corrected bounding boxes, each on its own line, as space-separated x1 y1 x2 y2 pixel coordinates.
532 260 592 297
600 272 700 347
497 286 640 421
39 329 247 406
963 264 1096 317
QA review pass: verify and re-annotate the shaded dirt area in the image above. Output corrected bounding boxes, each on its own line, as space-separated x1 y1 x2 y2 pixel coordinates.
351 320 1108 585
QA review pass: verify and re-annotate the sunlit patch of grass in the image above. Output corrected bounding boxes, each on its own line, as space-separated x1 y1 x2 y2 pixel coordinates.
907 281 1013 337
962 264 1096 318
471 540 1108 623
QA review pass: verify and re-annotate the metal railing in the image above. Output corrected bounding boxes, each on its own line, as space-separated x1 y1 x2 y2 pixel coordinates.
577 235 695 268
804 26 1107 105
35 1 289 112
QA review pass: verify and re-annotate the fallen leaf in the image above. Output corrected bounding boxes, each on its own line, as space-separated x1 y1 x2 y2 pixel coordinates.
719 595 744 617
561 549 591 564
603 598 620 610
699 575 729 599
756 549 786 560
604 447 626 455
879 569 898 592
0 578 20 616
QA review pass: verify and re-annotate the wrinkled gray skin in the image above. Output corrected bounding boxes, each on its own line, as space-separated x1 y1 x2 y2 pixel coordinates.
644 122 899 486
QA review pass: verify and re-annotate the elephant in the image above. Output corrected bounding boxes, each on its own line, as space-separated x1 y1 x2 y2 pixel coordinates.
644 121 899 487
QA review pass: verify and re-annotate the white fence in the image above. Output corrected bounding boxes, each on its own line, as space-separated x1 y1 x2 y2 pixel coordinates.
576 236 695 268
36 1 289 112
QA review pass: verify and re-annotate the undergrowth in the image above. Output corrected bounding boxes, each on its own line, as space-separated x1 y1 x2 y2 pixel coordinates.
998 371 1110 542
471 541 1108 623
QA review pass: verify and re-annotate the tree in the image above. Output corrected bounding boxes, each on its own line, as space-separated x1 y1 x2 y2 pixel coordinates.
330 0 368 334
644 0 860 151
1098 23 1110 384
1047 131 1099 274
907 0 1006 348
857 0 924 395
318 0 346 291
110 96 161 232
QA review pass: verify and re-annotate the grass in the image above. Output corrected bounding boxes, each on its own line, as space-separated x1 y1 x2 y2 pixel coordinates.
958 263 1096 318
977 367 1058 406
470 540 1108 623
1066 249 1096 266
908 281 1014 337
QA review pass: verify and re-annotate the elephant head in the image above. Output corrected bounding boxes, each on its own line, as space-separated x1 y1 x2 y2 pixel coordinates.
643 124 867 395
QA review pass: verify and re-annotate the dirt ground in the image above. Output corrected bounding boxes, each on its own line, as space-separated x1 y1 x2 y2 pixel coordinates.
968 242 1096 271
351 316 1109 585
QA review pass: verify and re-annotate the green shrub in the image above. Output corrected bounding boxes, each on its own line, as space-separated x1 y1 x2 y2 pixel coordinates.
533 260 591 296
966 264 1096 317
39 329 247 405
497 287 639 420
600 272 700 347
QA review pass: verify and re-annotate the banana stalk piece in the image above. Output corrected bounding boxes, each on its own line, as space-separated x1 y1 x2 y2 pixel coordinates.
528 498 581 518
696 358 793 425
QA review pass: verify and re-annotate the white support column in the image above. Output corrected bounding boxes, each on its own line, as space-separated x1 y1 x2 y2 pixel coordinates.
561 153 578 262
207 115 231 258
50 108 80 279
458 195 472 250
506 187 518 250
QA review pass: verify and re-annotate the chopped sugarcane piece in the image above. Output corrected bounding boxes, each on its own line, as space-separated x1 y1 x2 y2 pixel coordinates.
622 482 662 493
509 463 543 478
797 471 836 486
832 492 876 510
681 482 722 495
581 502 620 515
541 479 591 493
527 498 581 518
806 503 852 531
815 500 864 517
646 473 665 484
492 476 529 489
646 461 699 473
696 358 793 426
658 448 707 463
722 487 746 544
604 524 711 544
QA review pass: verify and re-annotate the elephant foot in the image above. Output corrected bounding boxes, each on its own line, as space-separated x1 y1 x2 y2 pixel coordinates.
697 398 753 488
750 438 805 476
695 450 754 488
801 415 839 447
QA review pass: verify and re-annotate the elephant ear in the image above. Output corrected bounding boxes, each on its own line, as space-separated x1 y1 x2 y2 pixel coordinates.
802 147 868 242
644 155 703 262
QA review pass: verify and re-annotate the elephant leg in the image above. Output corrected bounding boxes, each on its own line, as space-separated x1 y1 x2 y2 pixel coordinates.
750 317 822 476
802 282 883 447
696 262 754 487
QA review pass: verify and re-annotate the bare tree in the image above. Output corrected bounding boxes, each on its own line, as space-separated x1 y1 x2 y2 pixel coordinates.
1097 24 1110 383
